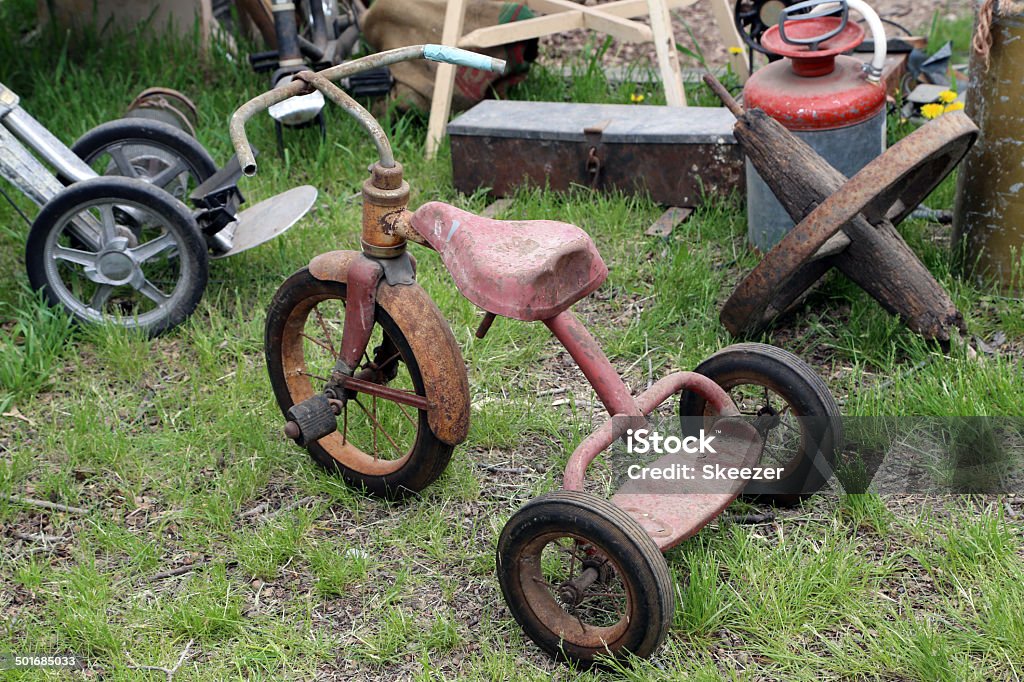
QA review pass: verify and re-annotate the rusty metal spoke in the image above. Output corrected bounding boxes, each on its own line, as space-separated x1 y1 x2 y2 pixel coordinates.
312 306 338 358
394 401 417 428
565 539 581 582
555 542 590 566
342 400 348 445
585 585 622 598
300 331 336 356
298 370 332 383
779 418 802 437
372 395 378 461
353 396 404 458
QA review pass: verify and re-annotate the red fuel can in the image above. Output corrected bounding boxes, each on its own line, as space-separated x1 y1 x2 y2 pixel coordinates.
744 3 887 250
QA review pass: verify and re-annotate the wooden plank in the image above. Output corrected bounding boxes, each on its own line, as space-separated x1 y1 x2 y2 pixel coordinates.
466 3 654 46
458 11 584 49
648 0 687 106
426 0 468 159
646 206 693 236
598 0 699 18
580 9 653 43
525 0 595 15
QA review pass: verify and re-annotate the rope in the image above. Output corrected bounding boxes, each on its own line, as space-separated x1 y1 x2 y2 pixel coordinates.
973 0 1024 73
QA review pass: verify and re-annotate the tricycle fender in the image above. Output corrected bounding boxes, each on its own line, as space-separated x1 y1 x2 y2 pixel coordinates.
308 250 470 446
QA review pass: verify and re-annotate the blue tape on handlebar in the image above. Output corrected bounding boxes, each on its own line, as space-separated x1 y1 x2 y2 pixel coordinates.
423 44 504 73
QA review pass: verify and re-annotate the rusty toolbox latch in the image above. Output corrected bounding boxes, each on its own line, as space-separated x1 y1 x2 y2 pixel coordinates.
583 120 610 190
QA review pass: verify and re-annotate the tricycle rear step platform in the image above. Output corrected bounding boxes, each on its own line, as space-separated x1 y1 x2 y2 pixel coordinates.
612 418 763 550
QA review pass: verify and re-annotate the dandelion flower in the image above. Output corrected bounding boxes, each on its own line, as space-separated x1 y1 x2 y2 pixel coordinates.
631 92 645 103
728 46 745 55
921 103 945 119
944 101 965 113
938 90 958 103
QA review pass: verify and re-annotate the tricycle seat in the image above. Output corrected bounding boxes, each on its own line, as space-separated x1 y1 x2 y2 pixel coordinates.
410 202 607 321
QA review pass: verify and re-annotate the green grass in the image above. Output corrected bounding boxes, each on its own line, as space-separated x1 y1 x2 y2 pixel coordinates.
1 2 1023 681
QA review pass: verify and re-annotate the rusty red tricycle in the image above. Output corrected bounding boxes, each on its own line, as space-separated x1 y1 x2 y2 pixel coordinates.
230 45 841 666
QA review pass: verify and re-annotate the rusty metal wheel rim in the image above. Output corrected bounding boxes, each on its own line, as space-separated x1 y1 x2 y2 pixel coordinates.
518 531 633 651
723 111 979 335
702 378 807 481
279 292 417 476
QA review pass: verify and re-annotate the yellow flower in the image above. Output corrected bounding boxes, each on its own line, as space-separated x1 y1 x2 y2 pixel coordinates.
630 92 645 103
728 46 745 55
921 103 945 119
944 101 965 113
938 90 958 103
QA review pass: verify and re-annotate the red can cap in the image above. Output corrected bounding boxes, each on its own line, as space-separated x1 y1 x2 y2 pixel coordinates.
761 17 865 77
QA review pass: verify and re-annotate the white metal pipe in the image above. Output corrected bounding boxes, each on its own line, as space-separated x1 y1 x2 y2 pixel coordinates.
817 0 887 82
846 0 887 82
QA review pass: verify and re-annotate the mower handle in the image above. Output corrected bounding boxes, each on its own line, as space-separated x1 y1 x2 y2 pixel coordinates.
230 44 507 175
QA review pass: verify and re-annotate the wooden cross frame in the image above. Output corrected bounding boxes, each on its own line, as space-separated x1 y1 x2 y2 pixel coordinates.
425 0 749 157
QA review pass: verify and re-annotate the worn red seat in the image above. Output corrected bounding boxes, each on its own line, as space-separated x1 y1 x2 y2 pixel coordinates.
409 202 608 321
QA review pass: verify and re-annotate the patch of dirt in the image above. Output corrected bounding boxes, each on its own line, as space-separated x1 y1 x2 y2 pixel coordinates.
539 0 973 72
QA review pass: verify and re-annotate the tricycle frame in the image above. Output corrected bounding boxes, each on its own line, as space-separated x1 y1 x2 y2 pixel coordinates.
236 44 838 666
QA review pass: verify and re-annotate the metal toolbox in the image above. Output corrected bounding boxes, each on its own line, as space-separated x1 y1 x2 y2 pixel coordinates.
447 100 743 207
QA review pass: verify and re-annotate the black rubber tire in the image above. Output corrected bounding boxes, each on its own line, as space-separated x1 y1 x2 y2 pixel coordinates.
497 490 674 667
25 177 208 337
678 343 842 505
265 268 453 499
70 118 217 201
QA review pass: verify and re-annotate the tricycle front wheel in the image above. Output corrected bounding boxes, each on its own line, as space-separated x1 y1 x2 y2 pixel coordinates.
265 268 453 499
497 490 673 667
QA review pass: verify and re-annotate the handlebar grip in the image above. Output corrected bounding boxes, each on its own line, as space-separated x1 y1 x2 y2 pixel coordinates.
422 44 507 74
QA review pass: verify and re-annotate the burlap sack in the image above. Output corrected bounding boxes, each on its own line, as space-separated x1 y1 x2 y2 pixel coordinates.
362 1 537 112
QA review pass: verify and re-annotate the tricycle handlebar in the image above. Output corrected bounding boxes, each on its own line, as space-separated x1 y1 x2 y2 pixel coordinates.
230 44 507 176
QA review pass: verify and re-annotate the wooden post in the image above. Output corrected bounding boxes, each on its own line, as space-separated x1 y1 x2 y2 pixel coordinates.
647 0 687 107
707 0 749 81
426 0 468 159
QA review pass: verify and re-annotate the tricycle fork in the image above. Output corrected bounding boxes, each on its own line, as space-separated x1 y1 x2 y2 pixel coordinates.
332 255 384 378
544 309 741 491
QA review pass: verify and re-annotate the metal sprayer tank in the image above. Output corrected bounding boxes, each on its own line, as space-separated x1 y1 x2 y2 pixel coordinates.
743 0 888 251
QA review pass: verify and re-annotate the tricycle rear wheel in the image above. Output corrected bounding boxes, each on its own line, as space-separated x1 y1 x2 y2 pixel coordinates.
678 342 842 505
497 490 673 666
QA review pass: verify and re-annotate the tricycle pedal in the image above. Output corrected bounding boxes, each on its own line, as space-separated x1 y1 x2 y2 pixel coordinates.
284 394 338 446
